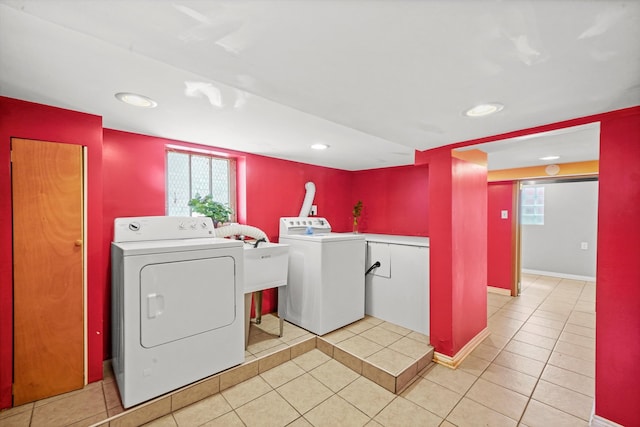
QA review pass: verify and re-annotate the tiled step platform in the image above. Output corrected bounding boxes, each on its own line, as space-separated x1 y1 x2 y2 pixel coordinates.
316 315 434 394
90 314 433 426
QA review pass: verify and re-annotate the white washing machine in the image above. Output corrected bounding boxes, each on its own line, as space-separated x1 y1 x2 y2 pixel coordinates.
111 216 244 408
278 217 365 335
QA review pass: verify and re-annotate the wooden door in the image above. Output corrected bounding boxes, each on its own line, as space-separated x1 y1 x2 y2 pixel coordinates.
11 138 84 405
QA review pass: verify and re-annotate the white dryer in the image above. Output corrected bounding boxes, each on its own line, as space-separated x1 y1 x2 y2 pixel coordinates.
111 216 244 408
278 217 365 335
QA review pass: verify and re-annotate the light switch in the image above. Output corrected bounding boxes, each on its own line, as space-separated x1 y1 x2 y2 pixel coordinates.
581 242 588 250
501 210 508 219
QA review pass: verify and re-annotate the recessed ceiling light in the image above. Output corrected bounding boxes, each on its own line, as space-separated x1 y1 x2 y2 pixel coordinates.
464 103 504 117
311 143 329 150
539 155 560 161
115 92 158 108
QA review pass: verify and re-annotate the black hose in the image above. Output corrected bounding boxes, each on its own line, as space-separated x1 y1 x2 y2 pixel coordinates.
253 237 267 248
365 261 381 275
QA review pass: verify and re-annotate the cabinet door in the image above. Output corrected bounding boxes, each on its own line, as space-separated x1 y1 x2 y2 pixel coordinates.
365 243 430 336
366 242 391 278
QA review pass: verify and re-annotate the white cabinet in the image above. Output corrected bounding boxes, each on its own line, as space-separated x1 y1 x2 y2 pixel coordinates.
364 235 430 336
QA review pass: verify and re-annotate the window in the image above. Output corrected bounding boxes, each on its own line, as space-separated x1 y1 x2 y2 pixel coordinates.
521 185 544 225
166 149 236 220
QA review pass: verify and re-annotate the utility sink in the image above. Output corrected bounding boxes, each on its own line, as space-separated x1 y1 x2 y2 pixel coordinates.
243 242 289 293
243 242 289 349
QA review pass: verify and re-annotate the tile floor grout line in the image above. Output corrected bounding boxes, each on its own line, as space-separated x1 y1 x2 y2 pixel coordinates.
280 353 361 425
476 276 590 426
458 277 549 425
99 381 110 425
435 278 544 425
515 276 593 426
515 277 568 426
271 375 349 425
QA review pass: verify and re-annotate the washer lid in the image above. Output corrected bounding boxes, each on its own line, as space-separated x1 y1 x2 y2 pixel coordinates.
112 237 242 256
280 232 365 243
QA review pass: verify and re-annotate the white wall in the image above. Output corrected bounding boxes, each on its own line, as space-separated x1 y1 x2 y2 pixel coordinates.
521 180 598 279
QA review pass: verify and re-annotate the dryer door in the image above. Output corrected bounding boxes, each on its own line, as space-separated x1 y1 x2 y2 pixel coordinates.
140 256 236 348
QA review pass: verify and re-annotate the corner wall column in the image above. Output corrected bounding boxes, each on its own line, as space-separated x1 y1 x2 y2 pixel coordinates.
416 147 488 363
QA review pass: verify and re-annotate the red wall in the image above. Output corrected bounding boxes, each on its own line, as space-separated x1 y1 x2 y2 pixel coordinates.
595 108 640 427
4 96 640 425
241 154 353 314
452 106 640 426
1 107 354 408
0 97 104 409
102 129 353 355
451 157 488 351
487 182 516 291
351 165 429 236
422 148 454 354
417 148 488 356
244 155 353 240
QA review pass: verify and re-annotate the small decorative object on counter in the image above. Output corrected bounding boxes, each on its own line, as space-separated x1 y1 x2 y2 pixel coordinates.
188 193 233 227
352 200 363 233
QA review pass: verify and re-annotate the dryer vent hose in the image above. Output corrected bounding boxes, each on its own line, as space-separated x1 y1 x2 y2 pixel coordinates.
213 223 269 242
298 181 316 217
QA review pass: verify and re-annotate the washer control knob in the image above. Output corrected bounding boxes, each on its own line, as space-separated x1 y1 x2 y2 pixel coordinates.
128 222 140 232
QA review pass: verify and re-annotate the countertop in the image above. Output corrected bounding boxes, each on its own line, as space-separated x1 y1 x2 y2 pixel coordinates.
362 233 430 247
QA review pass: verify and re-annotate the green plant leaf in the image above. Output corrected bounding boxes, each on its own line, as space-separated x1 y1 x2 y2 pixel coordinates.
188 193 233 222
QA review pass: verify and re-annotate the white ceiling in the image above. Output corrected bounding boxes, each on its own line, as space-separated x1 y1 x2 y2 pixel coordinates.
457 122 601 170
0 0 638 171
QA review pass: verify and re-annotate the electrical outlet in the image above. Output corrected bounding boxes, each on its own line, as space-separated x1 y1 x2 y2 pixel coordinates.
581 242 588 250
501 210 508 219
310 205 317 216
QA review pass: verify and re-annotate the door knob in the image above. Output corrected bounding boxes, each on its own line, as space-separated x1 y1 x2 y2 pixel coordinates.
74 240 83 247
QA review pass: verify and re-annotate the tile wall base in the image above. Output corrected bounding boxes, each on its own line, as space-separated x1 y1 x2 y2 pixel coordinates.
433 327 489 369
487 285 511 296
590 414 625 427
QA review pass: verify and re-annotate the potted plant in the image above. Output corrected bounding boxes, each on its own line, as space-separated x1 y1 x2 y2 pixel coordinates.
188 193 233 227
352 200 363 233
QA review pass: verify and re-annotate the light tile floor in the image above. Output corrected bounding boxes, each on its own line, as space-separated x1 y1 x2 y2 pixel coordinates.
0 273 596 426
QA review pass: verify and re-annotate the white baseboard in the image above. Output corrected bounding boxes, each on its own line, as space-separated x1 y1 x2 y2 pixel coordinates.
433 327 489 369
487 286 511 296
590 414 624 427
522 268 595 282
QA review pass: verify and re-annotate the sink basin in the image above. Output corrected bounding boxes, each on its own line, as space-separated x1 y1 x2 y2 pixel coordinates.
243 242 289 293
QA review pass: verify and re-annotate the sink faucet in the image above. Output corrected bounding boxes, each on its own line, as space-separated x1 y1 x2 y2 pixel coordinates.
253 237 267 248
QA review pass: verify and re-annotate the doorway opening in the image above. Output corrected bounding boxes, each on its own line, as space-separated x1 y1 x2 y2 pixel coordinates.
518 176 599 295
